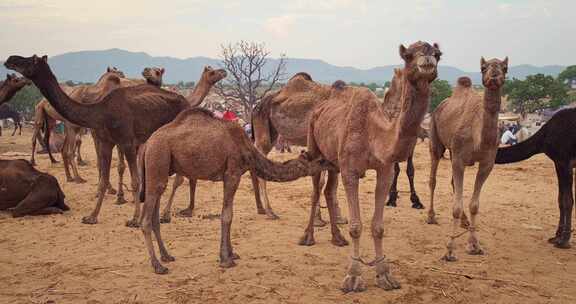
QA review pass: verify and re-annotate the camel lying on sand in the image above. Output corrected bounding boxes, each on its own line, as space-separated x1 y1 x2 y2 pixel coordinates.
138 108 333 274
428 58 508 262
0 159 69 217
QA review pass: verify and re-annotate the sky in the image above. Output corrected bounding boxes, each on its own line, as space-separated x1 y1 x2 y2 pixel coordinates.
0 0 573 71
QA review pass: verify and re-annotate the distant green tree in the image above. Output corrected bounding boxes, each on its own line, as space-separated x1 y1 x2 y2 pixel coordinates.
430 79 452 111
505 74 569 114
8 85 43 120
558 65 576 84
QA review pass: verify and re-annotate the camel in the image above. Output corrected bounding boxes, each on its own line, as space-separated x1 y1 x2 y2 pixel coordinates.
495 108 576 248
299 42 441 292
0 159 69 217
428 59 508 262
0 104 22 136
0 74 30 107
137 108 333 274
5 55 226 225
251 72 347 225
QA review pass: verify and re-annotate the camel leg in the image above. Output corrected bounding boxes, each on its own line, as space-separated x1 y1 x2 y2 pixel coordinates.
115 148 127 205
76 134 87 166
313 171 328 227
61 131 75 182
549 161 573 248
219 174 241 268
142 191 169 274
406 155 423 209
341 171 366 293
178 178 197 218
161 174 185 223
11 123 17 136
82 140 114 225
373 165 401 290
299 173 323 246
325 170 349 247
427 155 441 224
250 170 265 214
466 161 494 255
332 174 348 224
30 125 40 165
67 128 86 183
12 178 62 217
443 159 465 262
386 163 400 207
152 196 175 263
123 144 141 227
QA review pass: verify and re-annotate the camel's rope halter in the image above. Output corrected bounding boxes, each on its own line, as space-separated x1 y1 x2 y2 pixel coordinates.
351 255 386 267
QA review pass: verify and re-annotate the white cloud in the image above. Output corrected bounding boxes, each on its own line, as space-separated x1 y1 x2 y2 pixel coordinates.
264 15 297 37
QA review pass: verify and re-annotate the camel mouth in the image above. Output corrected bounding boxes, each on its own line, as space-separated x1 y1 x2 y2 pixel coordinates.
483 76 504 89
417 63 437 74
4 56 27 74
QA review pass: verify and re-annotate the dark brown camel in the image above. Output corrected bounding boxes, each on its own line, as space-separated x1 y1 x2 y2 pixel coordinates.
137 108 333 274
0 159 69 217
4 55 226 225
496 108 576 248
0 104 22 136
0 73 30 107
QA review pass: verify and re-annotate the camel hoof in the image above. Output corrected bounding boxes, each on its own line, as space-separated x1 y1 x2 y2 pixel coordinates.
81 216 98 225
161 255 176 262
231 252 240 260
386 200 397 207
115 196 127 205
66 177 75 183
554 241 571 249
411 201 425 209
467 247 485 255
298 233 316 246
125 219 140 228
266 211 280 220
153 261 169 275
342 261 366 293
386 192 398 207
548 236 558 244
335 216 348 225
257 208 266 215
30 161 36 166
75 178 87 184
177 208 194 218
107 188 118 195
441 254 458 262
160 215 171 224
219 259 237 268
331 234 349 247
426 216 438 225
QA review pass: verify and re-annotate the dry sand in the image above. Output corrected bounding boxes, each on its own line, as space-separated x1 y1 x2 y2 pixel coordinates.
0 128 574 304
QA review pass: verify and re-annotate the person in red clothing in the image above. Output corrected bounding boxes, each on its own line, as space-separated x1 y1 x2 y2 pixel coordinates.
222 111 238 121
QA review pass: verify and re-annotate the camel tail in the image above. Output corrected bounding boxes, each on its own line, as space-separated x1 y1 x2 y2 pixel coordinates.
138 145 146 203
41 107 56 164
495 125 546 164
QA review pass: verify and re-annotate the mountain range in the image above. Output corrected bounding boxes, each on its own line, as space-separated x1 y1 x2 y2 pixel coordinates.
0 48 567 85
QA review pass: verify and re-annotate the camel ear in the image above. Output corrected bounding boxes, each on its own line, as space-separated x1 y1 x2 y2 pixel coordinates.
41 55 48 62
480 57 486 67
160 68 165 75
433 42 442 61
502 57 509 73
399 44 411 61
433 42 440 50
107 67 112 72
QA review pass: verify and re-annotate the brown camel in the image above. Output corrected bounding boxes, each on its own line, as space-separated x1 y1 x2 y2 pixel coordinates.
0 74 30 107
251 72 347 225
137 108 333 274
0 159 69 217
30 67 127 183
299 42 441 292
427 58 508 262
5 55 226 225
93 67 166 204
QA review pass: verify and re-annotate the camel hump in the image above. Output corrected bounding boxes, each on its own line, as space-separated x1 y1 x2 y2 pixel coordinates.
457 76 472 88
290 72 313 81
332 80 346 90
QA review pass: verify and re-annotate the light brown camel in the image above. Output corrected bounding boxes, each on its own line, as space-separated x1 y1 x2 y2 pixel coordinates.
0 159 69 217
0 74 30 107
5 55 226 225
251 72 347 225
299 42 441 292
137 108 333 274
93 67 166 204
427 58 508 262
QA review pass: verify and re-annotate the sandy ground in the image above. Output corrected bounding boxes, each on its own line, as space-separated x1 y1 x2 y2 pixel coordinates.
0 127 575 304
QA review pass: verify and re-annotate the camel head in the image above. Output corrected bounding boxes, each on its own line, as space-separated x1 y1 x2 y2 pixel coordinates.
399 41 442 83
4 55 50 80
200 66 227 85
142 67 165 86
3 73 31 90
106 66 125 78
481 57 508 90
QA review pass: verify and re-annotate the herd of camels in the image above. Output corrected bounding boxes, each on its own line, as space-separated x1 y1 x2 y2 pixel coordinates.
1 40 575 292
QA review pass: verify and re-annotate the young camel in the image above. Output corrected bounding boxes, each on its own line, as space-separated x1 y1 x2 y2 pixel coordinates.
0 74 30 107
5 55 226 225
428 58 508 262
300 42 441 292
251 72 347 225
138 108 333 274
0 104 23 136
495 108 576 248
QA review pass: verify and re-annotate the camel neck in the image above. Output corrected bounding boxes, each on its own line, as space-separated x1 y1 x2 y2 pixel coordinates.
0 84 18 105
186 80 213 107
33 69 102 129
480 87 501 149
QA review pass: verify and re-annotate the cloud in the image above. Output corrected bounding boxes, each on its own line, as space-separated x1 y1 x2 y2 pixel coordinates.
264 15 297 37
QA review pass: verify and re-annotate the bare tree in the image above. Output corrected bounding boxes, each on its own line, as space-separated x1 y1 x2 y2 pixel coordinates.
216 40 287 120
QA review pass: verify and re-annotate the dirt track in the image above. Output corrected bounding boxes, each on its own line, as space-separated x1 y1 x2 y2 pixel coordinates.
1 128 574 304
